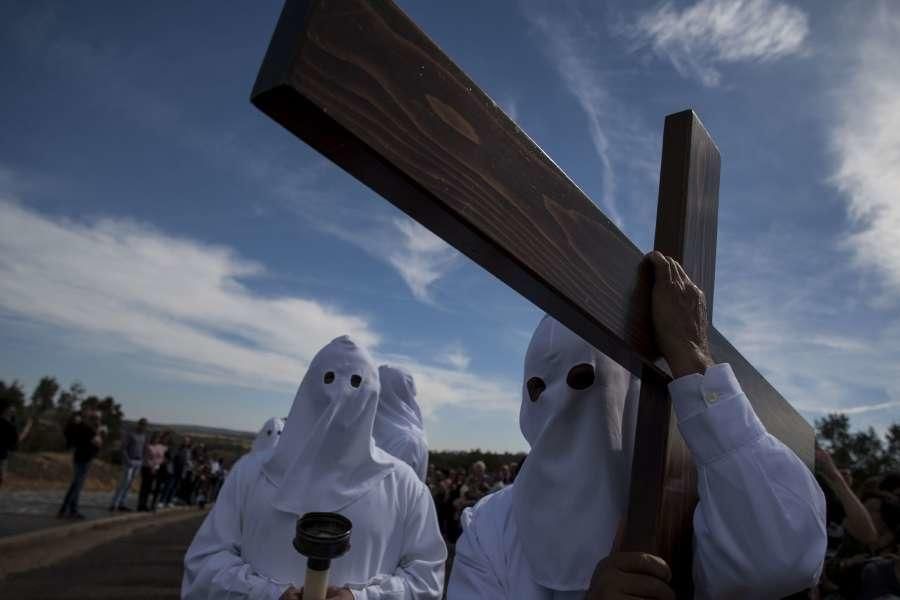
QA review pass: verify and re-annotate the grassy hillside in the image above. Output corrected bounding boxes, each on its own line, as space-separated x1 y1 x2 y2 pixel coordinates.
3 452 121 491
6 421 254 491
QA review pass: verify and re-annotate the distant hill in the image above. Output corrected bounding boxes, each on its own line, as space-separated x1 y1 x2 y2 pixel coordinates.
120 420 255 464
152 422 256 441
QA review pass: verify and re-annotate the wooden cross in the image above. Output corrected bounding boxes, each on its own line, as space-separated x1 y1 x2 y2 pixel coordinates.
251 1 813 596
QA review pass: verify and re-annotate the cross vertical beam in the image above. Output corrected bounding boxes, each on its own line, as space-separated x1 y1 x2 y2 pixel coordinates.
621 111 720 598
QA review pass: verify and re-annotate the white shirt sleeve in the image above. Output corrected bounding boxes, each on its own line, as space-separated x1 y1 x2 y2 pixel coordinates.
181 465 289 600
346 483 447 600
446 503 505 600
669 363 827 600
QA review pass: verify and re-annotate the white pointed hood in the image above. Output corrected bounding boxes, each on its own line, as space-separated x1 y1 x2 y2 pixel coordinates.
512 316 640 591
263 335 394 515
374 364 425 443
251 417 285 454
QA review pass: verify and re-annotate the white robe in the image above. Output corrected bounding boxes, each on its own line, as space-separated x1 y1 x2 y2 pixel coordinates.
182 450 445 600
182 336 447 600
374 365 429 482
448 317 826 600
250 417 285 455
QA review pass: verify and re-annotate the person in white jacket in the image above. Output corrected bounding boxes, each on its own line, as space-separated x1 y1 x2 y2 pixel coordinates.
374 365 429 482
250 417 285 455
447 252 826 600
182 336 447 600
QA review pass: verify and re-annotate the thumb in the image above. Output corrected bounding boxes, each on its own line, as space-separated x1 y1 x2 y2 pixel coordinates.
647 251 668 281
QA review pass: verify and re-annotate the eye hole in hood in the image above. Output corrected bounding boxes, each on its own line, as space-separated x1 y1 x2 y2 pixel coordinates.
566 363 595 390
350 374 362 388
323 371 335 384
526 377 546 402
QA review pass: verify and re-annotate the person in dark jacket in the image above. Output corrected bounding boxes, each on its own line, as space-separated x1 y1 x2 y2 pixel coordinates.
173 436 193 505
150 430 173 509
58 409 104 519
0 400 32 490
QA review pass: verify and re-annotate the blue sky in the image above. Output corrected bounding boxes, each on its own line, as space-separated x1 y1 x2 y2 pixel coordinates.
0 0 898 451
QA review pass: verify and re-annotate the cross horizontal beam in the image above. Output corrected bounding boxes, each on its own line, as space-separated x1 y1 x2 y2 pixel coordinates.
251 0 812 467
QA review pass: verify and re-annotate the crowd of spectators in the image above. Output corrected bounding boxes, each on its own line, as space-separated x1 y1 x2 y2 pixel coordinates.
428 450 900 599
55 409 228 519
816 447 900 599
16 399 900 597
427 460 519 543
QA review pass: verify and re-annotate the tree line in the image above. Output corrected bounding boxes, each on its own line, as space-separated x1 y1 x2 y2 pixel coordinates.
4 376 898 482
815 413 900 482
0 376 125 451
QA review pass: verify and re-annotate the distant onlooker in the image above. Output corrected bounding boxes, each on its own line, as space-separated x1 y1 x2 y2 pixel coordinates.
109 417 148 511
208 455 223 502
158 433 180 508
817 447 879 547
58 409 104 519
859 494 900 599
0 400 32 490
174 437 194 505
138 431 166 511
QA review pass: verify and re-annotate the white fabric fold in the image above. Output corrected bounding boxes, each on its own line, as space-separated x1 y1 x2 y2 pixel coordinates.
182 335 447 600
263 335 393 515
512 315 639 591
250 417 285 454
374 365 429 481
446 316 825 600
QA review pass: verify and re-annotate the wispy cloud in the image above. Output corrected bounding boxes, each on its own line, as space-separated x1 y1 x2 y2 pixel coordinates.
0 199 377 391
630 0 809 87
500 97 519 124
437 343 472 370
313 212 460 304
385 219 460 302
379 352 516 417
4 4 461 309
0 199 515 419
522 3 660 241
830 7 900 303
525 8 622 226
714 229 900 434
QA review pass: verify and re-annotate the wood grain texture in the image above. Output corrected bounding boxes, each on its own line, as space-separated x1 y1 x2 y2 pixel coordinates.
250 0 813 467
621 110 717 597
621 369 672 554
653 111 720 320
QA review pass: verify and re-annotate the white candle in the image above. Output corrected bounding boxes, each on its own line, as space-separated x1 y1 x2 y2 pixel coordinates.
303 567 329 600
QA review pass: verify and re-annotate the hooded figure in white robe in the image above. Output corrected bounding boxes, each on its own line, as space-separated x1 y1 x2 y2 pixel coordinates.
373 365 428 482
448 316 826 600
182 336 446 599
251 417 285 455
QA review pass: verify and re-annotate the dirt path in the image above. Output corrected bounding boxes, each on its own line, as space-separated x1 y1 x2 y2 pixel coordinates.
2 513 205 599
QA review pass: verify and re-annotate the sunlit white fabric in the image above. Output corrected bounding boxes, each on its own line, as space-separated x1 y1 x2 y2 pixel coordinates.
264 336 394 515
514 316 639 591
374 365 429 481
250 417 285 454
447 317 826 600
182 336 447 600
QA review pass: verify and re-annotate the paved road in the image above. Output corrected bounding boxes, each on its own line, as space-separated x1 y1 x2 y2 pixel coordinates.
3 514 205 599
0 490 141 538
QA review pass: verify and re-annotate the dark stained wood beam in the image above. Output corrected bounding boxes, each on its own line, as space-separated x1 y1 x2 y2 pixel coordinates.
621 110 719 598
250 0 813 467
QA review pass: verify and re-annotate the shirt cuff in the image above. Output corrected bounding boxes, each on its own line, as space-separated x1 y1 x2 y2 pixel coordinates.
348 587 367 600
668 363 766 465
